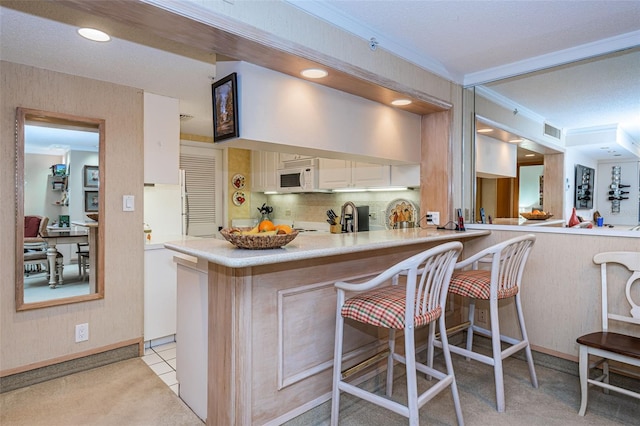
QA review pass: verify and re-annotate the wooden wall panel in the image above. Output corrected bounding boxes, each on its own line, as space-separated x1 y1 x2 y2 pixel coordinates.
421 110 453 223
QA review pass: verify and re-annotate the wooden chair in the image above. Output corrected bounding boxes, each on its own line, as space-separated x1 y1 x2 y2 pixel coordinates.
576 251 640 416
432 234 538 412
76 243 90 280
331 242 464 426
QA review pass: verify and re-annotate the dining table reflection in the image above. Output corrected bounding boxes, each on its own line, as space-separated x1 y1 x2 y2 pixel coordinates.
42 222 97 290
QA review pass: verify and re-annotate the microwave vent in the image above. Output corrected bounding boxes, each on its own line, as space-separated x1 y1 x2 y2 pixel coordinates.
544 123 562 140
280 158 317 169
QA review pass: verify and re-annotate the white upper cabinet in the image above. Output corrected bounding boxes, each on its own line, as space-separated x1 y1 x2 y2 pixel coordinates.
390 164 420 187
319 158 352 189
144 92 180 185
319 159 390 189
252 151 279 192
278 153 313 166
353 162 390 187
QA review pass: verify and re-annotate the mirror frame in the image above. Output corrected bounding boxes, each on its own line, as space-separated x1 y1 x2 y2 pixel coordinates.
15 107 105 311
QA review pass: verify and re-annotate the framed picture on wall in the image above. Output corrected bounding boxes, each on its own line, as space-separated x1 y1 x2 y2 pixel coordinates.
84 190 99 212
83 165 99 188
212 72 239 142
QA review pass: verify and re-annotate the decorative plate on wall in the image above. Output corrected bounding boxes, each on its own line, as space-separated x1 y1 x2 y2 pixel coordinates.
385 198 419 229
232 191 246 206
232 174 246 189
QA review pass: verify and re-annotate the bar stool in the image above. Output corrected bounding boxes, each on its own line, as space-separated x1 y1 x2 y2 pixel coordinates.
432 234 538 412
331 242 464 426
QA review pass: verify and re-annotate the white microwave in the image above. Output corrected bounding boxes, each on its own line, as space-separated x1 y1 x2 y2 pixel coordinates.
277 162 320 193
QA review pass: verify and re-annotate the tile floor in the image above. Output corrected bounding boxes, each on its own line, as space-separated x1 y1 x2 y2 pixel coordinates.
141 341 179 395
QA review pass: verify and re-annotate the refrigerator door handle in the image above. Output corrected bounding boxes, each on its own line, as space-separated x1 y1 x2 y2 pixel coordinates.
184 191 190 235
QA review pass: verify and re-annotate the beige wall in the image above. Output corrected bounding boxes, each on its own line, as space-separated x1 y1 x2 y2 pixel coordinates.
1 61 144 373
460 229 639 360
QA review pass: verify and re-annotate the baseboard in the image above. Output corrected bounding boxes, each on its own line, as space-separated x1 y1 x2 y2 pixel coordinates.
0 340 142 393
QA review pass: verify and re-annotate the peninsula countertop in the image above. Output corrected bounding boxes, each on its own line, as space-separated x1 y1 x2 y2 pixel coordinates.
164 228 490 268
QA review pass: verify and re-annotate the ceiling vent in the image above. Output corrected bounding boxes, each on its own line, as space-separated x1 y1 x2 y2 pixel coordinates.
544 123 562 140
179 114 194 121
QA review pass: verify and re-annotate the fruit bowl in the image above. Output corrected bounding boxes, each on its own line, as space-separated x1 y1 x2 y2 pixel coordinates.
86 213 99 221
520 212 553 220
220 227 299 249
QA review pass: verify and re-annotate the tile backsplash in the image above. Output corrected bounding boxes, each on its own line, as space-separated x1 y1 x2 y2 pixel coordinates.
250 190 421 229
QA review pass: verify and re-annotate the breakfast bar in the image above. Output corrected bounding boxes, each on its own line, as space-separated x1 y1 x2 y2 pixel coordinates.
165 228 489 425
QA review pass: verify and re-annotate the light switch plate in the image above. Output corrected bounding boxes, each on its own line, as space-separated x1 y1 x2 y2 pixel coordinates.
123 195 135 211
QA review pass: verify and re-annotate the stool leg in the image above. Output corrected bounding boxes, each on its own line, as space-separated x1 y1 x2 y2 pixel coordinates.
465 298 476 361
438 315 464 426
578 345 589 416
489 297 505 413
331 291 346 426
425 321 436 379
386 329 396 397
404 325 419 426
515 293 538 388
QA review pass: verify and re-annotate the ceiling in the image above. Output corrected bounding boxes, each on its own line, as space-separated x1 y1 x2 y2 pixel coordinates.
1 1 639 160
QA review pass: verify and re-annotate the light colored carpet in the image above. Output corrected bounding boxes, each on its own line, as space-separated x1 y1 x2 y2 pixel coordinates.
285 345 640 425
0 358 203 426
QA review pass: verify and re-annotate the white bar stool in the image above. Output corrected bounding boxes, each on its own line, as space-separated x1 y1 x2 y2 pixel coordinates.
432 234 538 412
331 242 464 426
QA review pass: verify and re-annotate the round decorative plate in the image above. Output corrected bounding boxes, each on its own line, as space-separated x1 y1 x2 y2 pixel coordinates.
385 199 419 229
231 174 246 189
232 191 246 206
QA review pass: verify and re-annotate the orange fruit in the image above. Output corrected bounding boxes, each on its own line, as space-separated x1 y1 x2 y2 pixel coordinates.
258 220 276 232
275 224 293 235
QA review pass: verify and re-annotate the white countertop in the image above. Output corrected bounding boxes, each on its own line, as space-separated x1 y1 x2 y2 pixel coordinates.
466 223 640 238
144 234 203 250
164 228 490 268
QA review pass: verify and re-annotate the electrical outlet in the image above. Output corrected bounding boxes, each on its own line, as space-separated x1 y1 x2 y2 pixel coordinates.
75 323 89 342
285 209 291 217
370 211 377 221
477 309 487 324
427 211 440 226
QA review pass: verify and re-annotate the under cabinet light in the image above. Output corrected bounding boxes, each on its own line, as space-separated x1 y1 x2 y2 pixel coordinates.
369 187 408 192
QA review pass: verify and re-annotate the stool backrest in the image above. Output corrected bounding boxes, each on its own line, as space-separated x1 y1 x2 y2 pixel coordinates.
473 234 535 296
593 251 640 331
400 242 463 327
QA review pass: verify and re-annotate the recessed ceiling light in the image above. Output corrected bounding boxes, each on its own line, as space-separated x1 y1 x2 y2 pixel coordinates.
301 68 328 79
509 138 524 143
391 99 412 106
77 28 111 42
477 128 493 133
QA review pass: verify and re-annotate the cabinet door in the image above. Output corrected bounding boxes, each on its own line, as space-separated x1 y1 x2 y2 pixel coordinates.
144 93 180 184
353 162 390 187
279 153 312 165
263 152 279 191
390 164 420 187
144 248 177 341
319 158 352 189
252 151 279 192
251 151 265 191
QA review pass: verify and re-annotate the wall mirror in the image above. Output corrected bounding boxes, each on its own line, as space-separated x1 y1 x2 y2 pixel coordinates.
462 47 639 223
15 107 105 311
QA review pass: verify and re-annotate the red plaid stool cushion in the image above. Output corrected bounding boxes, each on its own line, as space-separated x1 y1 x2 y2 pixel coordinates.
341 284 442 329
448 270 519 300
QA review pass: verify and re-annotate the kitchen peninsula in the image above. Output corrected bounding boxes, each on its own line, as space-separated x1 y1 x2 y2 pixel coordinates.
165 228 489 425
